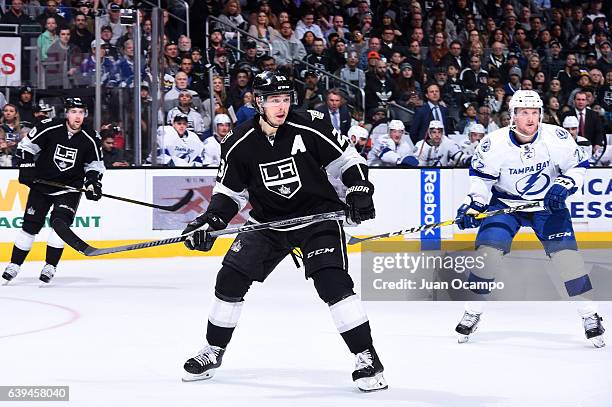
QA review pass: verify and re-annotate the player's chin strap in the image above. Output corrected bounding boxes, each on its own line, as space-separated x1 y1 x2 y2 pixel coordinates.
509 124 538 141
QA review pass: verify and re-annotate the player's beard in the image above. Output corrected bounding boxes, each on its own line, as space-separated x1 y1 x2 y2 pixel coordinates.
67 121 82 132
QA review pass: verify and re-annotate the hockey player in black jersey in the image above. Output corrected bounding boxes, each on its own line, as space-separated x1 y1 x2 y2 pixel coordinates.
181 71 387 392
2 98 104 284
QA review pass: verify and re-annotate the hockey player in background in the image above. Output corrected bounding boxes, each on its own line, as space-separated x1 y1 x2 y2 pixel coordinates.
180 71 387 392
2 98 104 284
202 114 232 167
414 120 462 166
454 90 605 348
562 116 592 162
151 114 204 167
457 123 486 167
367 120 418 167
347 124 371 159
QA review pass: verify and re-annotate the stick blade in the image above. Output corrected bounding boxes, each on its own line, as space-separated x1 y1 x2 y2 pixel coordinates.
162 189 194 211
51 218 92 255
347 235 365 245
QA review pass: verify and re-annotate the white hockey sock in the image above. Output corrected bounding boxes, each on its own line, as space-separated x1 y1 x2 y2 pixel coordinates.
329 294 369 333
15 230 35 251
208 297 243 328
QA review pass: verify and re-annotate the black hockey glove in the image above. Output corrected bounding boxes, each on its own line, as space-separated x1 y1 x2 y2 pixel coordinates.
84 171 103 201
18 151 36 187
183 213 227 252
345 180 375 224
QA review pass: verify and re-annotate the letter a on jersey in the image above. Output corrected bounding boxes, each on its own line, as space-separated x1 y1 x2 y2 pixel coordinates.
259 157 302 199
54 144 78 171
291 135 307 155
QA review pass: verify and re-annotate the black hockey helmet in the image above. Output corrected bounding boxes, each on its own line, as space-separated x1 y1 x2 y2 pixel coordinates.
252 71 294 98
64 97 87 110
252 71 296 116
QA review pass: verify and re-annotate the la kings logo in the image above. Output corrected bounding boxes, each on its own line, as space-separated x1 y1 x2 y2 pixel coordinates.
259 157 302 199
53 144 78 172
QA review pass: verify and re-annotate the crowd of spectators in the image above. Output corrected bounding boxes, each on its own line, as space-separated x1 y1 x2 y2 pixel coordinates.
0 0 611 167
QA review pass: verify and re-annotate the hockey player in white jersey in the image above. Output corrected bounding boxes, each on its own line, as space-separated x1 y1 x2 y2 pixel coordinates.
457 123 485 167
367 120 418 167
151 114 204 167
453 90 605 347
562 116 592 162
202 114 232 167
414 120 462 166
348 125 371 159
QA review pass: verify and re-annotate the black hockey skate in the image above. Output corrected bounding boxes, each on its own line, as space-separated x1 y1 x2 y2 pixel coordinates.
2 263 20 284
39 264 56 284
456 310 482 343
583 313 605 348
182 345 225 382
352 348 388 392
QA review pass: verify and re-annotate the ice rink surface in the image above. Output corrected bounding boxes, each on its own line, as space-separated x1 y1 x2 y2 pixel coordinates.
1 253 611 407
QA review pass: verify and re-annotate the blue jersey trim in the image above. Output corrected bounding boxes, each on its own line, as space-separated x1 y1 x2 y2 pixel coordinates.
576 160 590 168
469 167 499 180
509 128 539 147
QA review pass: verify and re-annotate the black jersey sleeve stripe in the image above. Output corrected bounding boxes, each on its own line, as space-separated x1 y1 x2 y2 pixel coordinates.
212 182 249 211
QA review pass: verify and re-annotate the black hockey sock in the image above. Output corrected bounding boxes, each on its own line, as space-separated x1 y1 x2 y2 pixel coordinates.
45 246 64 267
206 321 235 349
10 246 29 265
341 321 374 354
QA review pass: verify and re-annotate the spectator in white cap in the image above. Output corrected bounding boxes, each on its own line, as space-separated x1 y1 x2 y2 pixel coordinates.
414 120 462 166
563 116 592 161
348 125 371 159
367 120 418 167
202 114 232 167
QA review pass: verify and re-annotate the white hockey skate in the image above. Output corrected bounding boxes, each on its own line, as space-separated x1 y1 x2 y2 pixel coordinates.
352 348 388 392
455 310 482 343
182 345 225 382
2 263 20 284
583 313 605 348
39 264 56 284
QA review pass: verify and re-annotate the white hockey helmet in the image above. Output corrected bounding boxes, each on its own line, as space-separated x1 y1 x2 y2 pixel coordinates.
429 120 444 130
348 125 369 140
213 114 232 126
469 123 485 134
562 116 579 129
508 90 543 132
388 120 405 131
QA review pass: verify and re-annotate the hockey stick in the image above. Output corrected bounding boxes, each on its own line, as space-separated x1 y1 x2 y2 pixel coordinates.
347 201 544 245
51 210 346 256
34 179 194 212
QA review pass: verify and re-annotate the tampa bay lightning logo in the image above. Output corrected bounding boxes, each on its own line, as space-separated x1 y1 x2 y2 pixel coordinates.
471 151 485 170
480 138 491 152
515 169 551 196
556 128 569 139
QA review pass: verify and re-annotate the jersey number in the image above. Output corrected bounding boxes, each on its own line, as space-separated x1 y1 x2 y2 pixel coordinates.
333 128 348 147
217 158 227 180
